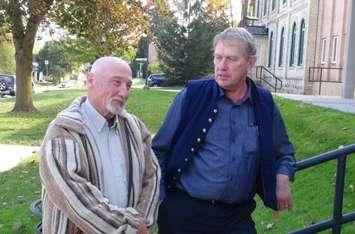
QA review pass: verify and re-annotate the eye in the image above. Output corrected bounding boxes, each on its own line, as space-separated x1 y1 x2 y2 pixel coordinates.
113 80 121 86
214 55 222 61
227 56 238 62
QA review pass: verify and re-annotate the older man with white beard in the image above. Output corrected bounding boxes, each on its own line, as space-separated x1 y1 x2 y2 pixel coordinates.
39 56 160 234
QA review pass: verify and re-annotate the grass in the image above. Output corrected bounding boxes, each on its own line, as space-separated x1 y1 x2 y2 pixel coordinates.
0 88 355 233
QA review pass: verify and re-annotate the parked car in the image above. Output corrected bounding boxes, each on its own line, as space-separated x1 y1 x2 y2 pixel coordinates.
146 73 167 87
0 74 15 97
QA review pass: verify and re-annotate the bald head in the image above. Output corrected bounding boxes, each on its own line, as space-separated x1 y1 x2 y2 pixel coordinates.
90 56 132 76
86 56 133 119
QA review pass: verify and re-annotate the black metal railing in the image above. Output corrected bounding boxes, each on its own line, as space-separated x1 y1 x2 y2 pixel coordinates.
308 67 343 95
290 144 355 234
255 65 283 92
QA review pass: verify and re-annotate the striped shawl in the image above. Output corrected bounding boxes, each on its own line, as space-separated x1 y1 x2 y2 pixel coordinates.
39 97 160 234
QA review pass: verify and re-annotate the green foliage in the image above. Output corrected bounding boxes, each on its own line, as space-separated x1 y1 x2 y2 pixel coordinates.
51 0 148 57
148 62 163 74
0 37 15 74
36 40 72 84
150 0 229 85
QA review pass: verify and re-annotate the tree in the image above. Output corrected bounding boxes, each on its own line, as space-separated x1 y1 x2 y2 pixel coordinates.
150 0 229 85
36 40 72 84
0 0 148 112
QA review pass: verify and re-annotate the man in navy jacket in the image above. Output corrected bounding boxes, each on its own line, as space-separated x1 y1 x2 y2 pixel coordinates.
153 27 295 234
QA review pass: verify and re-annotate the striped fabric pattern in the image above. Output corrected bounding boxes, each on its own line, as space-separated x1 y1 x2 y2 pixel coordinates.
39 97 160 234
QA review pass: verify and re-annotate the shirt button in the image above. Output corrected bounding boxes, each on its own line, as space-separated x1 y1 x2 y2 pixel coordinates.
202 128 206 133
197 138 201 142
190 147 195 152
213 109 218 113
208 118 213 123
184 158 189 162
177 168 181 173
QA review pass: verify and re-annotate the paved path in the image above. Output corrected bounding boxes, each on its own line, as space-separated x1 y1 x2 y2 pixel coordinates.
0 144 39 172
275 93 355 114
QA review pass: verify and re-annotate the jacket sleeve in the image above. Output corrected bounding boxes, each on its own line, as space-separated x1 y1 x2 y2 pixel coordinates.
40 134 141 233
151 89 186 200
273 103 296 180
134 119 161 228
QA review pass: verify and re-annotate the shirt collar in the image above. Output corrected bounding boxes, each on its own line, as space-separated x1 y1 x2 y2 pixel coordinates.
218 79 254 105
82 99 115 132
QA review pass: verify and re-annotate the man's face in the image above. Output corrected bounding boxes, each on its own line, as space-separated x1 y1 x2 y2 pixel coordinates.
213 40 255 91
87 63 132 118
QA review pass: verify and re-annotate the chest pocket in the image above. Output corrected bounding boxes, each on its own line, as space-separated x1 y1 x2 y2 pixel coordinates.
241 125 259 158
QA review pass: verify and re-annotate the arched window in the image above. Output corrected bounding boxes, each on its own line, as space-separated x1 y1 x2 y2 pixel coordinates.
268 31 274 67
298 19 305 66
278 27 285 67
289 22 297 66
263 0 268 15
272 0 276 10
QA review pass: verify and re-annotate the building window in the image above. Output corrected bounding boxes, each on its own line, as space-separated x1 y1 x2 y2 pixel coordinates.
331 36 338 64
289 22 297 66
321 38 327 64
279 27 285 67
263 0 268 15
268 31 274 67
272 0 276 11
297 19 305 66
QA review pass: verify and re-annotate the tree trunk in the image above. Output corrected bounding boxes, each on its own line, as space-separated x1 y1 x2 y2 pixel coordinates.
11 34 37 112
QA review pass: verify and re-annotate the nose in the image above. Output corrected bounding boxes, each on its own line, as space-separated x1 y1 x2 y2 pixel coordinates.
116 84 130 101
217 58 228 70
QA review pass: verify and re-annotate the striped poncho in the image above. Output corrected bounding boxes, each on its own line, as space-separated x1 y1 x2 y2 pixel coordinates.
39 97 160 233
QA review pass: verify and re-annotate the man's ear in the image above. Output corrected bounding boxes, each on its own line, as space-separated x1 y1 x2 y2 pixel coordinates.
248 56 257 70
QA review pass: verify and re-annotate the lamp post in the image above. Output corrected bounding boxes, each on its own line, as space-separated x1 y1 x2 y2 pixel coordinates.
44 60 49 80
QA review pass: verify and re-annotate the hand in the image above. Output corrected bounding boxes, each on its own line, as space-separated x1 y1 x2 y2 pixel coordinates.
137 217 148 234
276 174 292 211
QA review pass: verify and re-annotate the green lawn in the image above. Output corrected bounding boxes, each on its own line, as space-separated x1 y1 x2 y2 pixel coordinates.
0 88 354 233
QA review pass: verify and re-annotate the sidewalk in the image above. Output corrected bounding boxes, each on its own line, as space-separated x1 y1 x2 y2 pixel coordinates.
275 93 355 114
0 144 39 172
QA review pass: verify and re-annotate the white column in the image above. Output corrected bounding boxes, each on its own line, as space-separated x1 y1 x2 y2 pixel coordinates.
342 0 355 98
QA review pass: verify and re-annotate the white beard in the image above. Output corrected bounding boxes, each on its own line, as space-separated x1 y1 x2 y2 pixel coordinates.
106 98 123 115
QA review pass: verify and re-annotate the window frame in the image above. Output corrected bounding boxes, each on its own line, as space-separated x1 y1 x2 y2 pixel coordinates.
297 19 305 66
289 22 297 67
331 36 339 64
278 27 285 67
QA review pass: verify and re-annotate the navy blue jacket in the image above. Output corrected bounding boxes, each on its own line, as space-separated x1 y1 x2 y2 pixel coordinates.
164 78 281 210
